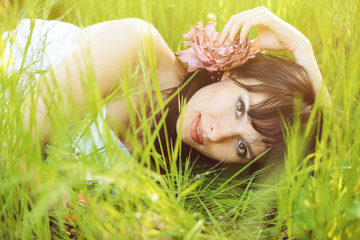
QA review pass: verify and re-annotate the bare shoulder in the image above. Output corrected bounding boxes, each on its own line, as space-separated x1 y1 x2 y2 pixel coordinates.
73 18 155 45
34 18 185 144
75 18 186 91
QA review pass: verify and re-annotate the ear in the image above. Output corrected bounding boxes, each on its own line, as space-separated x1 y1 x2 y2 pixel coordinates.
220 70 232 81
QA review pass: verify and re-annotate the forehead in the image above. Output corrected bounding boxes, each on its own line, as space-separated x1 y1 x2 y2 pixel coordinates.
222 73 267 106
229 77 268 157
218 78 268 158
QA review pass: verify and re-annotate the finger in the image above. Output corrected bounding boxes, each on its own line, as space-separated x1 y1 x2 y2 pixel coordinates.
239 13 271 45
219 17 234 43
228 21 244 42
242 6 269 15
238 22 252 45
220 7 270 44
220 13 253 43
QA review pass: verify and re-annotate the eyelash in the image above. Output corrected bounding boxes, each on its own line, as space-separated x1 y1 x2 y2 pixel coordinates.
237 139 247 157
235 96 247 158
235 96 245 118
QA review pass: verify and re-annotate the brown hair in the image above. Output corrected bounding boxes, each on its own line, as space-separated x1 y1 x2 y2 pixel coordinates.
154 54 319 169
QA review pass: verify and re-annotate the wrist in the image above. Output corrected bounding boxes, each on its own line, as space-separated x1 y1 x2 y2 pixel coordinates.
292 40 323 93
292 39 313 62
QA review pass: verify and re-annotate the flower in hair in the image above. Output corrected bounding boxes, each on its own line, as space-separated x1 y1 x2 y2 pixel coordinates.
176 22 258 72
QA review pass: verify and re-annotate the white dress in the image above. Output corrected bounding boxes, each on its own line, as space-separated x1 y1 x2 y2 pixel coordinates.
1 19 130 167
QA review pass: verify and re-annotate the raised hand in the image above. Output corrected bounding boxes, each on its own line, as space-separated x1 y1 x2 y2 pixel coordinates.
219 6 310 53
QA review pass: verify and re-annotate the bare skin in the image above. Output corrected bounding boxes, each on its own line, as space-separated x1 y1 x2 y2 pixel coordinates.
219 7 330 104
26 7 327 162
177 6 329 163
28 19 186 145
177 76 268 163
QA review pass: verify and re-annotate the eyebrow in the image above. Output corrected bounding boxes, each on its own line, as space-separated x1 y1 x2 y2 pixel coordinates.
243 137 255 160
245 99 254 159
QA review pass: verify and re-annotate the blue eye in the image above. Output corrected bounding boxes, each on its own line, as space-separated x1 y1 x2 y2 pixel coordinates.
237 139 247 157
236 97 245 117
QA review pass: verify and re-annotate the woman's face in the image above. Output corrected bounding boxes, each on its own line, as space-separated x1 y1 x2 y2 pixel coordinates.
176 73 268 163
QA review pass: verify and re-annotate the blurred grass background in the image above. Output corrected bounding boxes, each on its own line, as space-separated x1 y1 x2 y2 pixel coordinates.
1 0 360 239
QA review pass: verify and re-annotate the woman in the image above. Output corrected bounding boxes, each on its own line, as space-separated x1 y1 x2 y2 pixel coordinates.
6 7 325 166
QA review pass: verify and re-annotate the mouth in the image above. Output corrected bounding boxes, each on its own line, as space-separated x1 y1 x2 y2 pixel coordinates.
190 114 203 145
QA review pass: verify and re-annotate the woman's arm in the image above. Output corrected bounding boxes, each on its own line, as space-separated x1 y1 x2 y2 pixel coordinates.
219 6 330 104
27 18 181 145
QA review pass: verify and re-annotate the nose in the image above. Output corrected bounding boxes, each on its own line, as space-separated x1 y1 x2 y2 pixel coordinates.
208 119 239 143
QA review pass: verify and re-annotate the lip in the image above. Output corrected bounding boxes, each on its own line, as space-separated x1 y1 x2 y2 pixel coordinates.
190 114 203 145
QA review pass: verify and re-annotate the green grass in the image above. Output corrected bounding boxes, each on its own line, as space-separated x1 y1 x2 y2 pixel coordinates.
1 0 360 239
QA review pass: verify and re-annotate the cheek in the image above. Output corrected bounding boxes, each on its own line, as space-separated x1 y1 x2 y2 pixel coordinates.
200 142 234 162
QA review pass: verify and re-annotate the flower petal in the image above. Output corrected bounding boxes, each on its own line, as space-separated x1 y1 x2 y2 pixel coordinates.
176 21 259 72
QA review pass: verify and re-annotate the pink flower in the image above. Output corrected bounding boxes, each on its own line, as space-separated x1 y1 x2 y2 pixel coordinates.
176 22 258 72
